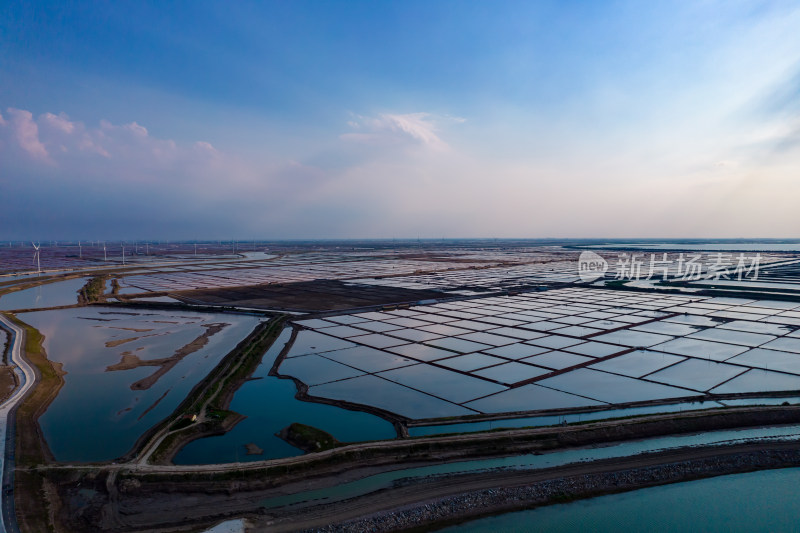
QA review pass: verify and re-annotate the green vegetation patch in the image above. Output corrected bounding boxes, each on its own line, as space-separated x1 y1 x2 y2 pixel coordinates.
79 276 106 304
278 422 340 453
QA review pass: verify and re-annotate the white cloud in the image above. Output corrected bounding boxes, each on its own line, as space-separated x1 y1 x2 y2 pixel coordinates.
124 121 148 137
194 141 218 154
341 112 462 151
380 113 442 147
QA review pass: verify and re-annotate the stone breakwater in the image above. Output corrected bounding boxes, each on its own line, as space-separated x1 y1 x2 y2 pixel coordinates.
306 448 800 532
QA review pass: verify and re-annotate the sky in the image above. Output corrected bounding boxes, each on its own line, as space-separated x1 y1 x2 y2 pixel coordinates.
2 0 800 240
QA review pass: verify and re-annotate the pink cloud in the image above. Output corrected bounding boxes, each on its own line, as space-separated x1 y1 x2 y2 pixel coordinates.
0 107 235 190
6 107 50 161
41 112 75 134
78 136 111 158
194 141 217 153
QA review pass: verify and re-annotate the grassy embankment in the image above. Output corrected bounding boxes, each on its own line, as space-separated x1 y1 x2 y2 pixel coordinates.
0 324 16 404
6 313 65 532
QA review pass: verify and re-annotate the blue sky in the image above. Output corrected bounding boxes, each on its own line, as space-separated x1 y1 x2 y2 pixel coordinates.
2 1 800 239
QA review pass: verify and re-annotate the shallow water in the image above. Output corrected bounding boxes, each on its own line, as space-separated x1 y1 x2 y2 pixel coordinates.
537 368 687 404
439 468 800 532
116 286 145 295
0 277 88 310
587 243 800 251
130 295 181 303
18 306 262 462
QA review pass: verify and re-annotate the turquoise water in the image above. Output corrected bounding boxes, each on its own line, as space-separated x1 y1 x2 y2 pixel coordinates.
173 328 397 464
260 424 800 509
0 277 88 310
440 467 800 532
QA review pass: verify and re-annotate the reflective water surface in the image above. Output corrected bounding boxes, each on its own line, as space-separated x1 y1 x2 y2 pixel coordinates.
439 467 800 532
173 328 397 464
262 424 800 510
0 277 88 310
19 306 262 461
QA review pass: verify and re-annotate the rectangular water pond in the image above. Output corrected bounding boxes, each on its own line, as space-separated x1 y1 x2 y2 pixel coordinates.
0 277 88 310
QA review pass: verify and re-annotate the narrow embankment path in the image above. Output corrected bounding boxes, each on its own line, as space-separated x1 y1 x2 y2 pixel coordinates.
0 314 37 533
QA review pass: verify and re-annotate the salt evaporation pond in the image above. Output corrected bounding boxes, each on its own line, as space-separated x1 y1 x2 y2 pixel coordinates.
0 277 88 310
173 328 397 464
18 306 262 462
585 242 800 252
116 285 145 295
442 467 800 532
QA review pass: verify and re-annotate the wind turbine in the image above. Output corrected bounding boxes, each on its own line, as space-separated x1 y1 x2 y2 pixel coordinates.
103 242 107 262
122 244 126 265
31 242 41 273
78 240 82 259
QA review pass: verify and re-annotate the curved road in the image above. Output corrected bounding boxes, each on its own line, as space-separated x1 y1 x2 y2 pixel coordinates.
0 314 36 533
